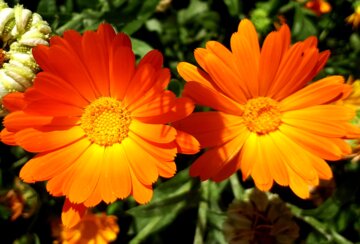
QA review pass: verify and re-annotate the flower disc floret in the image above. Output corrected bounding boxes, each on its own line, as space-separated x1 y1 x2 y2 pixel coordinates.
243 97 281 134
80 97 131 146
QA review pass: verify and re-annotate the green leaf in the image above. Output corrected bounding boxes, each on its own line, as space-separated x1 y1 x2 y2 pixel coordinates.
130 38 154 58
120 0 160 35
292 6 317 40
223 0 240 17
37 0 57 16
177 0 208 25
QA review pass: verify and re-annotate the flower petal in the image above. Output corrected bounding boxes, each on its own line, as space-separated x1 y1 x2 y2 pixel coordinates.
15 126 85 152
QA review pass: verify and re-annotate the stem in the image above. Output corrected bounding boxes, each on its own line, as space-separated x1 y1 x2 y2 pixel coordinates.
193 181 210 244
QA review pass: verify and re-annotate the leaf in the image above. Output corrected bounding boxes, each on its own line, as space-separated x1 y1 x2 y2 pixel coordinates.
120 0 160 35
130 38 154 58
37 0 57 16
223 0 240 17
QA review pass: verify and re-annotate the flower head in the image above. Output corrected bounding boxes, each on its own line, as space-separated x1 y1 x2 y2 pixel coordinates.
0 0 51 115
54 212 119 244
224 189 299 244
1 23 199 227
175 19 359 199
305 0 331 16
346 5 360 29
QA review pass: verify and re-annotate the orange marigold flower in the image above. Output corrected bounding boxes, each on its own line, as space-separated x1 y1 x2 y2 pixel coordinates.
175 19 360 199
56 212 119 244
346 6 360 29
305 0 331 16
0 23 199 227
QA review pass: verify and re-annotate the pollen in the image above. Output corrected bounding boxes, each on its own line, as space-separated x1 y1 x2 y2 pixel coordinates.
243 97 282 134
80 97 131 146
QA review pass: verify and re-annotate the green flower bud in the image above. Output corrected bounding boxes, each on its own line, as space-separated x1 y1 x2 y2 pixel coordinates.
0 1 51 116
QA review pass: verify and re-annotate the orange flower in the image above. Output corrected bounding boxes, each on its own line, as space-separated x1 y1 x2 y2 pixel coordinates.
1 23 199 227
346 6 360 29
305 0 331 16
175 19 359 199
57 212 119 244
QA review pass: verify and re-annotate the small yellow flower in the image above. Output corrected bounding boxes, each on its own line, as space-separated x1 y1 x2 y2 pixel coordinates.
0 0 51 115
305 0 331 16
346 5 360 29
224 189 299 244
55 212 120 244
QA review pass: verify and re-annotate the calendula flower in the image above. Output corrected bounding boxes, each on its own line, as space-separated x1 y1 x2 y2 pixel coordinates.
346 5 360 29
305 0 331 16
1 23 199 227
224 189 299 244
55 212 119 244
0 0 51 115
175 19 359 199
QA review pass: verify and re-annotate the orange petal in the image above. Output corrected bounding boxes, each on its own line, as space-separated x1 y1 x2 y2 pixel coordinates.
61 198 87 228
67 143 103 204
230 32 259 97
177 62 212 87
0 128 16 145
130 120 177 143
15 126 85 153
105 143 131 200
279 124 349 161
25 98 84 117
4 111 78 132
33 72 89 107
129 167 153 204
173 111 244 148
137 50 163 70
240 132 258 179
124 64 156 106
237 19 261 61
2 92 26 112
269 131 319 184
282 117 350 138
20 138 90 183
271 46 320 100
183 81 243 116
204 53 248 103
111 32 132 50
279 76 346 111
109 46 135 100
129 131 176 162
190 131 249 180
211 151 241 182
81 30 110 97
127 68 170 112
174 130 200 155
259 25 290 96
122 137 159 185
155 161 176 178
44 45 98 101
131 90 175 118
137 97 194 124
258 134 289 186
287 167 311 199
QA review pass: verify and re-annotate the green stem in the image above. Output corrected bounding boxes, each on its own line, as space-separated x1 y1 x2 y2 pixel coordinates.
289 204 352 244
193 181 210 244
229 174 244 200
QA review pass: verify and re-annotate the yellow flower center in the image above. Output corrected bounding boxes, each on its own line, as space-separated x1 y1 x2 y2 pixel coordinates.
80 97 131 146
243 97 281 134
